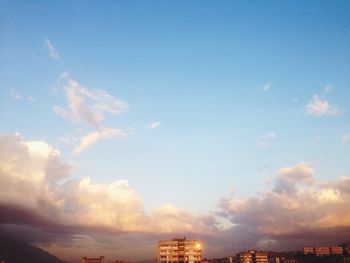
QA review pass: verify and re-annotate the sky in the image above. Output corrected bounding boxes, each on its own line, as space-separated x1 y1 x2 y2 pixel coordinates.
1 1 350 262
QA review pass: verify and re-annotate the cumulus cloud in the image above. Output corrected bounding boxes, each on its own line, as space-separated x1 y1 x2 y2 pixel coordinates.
274 162 314 194
145 122 161 130
73 128 126 154
2 135 350 261
0 134 216 261
304 86 339 116
46 39 60 60
220 162 350 249
54 74 128 128
257 132 277 149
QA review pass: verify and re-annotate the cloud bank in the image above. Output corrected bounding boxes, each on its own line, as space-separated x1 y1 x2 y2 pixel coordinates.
1 134 350 261
220 162 350 250
0 134 216 261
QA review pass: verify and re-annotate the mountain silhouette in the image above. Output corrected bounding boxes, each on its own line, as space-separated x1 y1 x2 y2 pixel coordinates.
0 232 67 263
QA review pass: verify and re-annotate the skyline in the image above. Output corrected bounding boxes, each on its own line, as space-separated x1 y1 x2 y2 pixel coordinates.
1 1 350 262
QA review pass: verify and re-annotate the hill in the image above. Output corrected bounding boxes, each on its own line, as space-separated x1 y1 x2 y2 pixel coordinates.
0 233 67 263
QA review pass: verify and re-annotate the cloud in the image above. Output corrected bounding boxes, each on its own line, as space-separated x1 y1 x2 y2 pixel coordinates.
73 128 126 154
274 162 315 194
261 83 271 92
257 132 276 148
2 135 350 261
145 122 161 130
342 134 350 142
0 134 217 261
58 136 79 145
54 75 128 128
54 74 130 154
46 39 60 60
10 88 20 100
28 96 35 102
220 162 350 249
304 86 339 116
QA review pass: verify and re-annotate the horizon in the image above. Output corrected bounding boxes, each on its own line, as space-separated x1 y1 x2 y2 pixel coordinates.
1 1 350 263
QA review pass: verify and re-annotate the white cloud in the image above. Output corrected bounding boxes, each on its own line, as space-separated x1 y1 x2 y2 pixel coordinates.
28 96 35 102
53 74 130 155
305 87 339 116
54 75 128 128
73 128 126 154
261 82 271 92
257 132 276 148
10 88 20 100
342 134 350 142
145 122 161 130
46 38 60 60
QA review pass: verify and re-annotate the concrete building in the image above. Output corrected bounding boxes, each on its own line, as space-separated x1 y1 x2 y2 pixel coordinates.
157 237 201 263
238 250 267 263
81 256 104 263
303 246 343 256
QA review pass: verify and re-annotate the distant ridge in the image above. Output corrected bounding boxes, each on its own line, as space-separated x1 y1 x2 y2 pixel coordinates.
0 232 67 263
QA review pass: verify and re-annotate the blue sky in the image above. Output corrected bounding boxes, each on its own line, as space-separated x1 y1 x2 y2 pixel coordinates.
1 1 350 261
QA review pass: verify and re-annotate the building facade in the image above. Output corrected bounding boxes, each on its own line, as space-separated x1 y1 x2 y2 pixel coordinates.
157 237 201 263
238 250 267 263
81 256 104 263
303 246 343 256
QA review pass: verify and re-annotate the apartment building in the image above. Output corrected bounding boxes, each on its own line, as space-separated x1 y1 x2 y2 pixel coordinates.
81 257 104 263
238 250 267 263
157 237 201 263
303 246 343 256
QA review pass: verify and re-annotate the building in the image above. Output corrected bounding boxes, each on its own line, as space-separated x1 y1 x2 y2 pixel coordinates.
239 252 252 263
303 246 343 256
157 237 201 263
330 246 344 255
345 243 350 254
302 247 314 255
238 250 267 263
81 257 104 263
207 257 233 263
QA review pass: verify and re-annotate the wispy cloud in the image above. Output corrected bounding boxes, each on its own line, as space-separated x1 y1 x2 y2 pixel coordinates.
257 132 277 148
73 128 126 154
55 74 128 128
304 86 339 116
54 73 130 154
145 122 161 130
46 38 60 60
342 134 350 142
27 96 35 102
10 88 20 100
261 82 272 92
